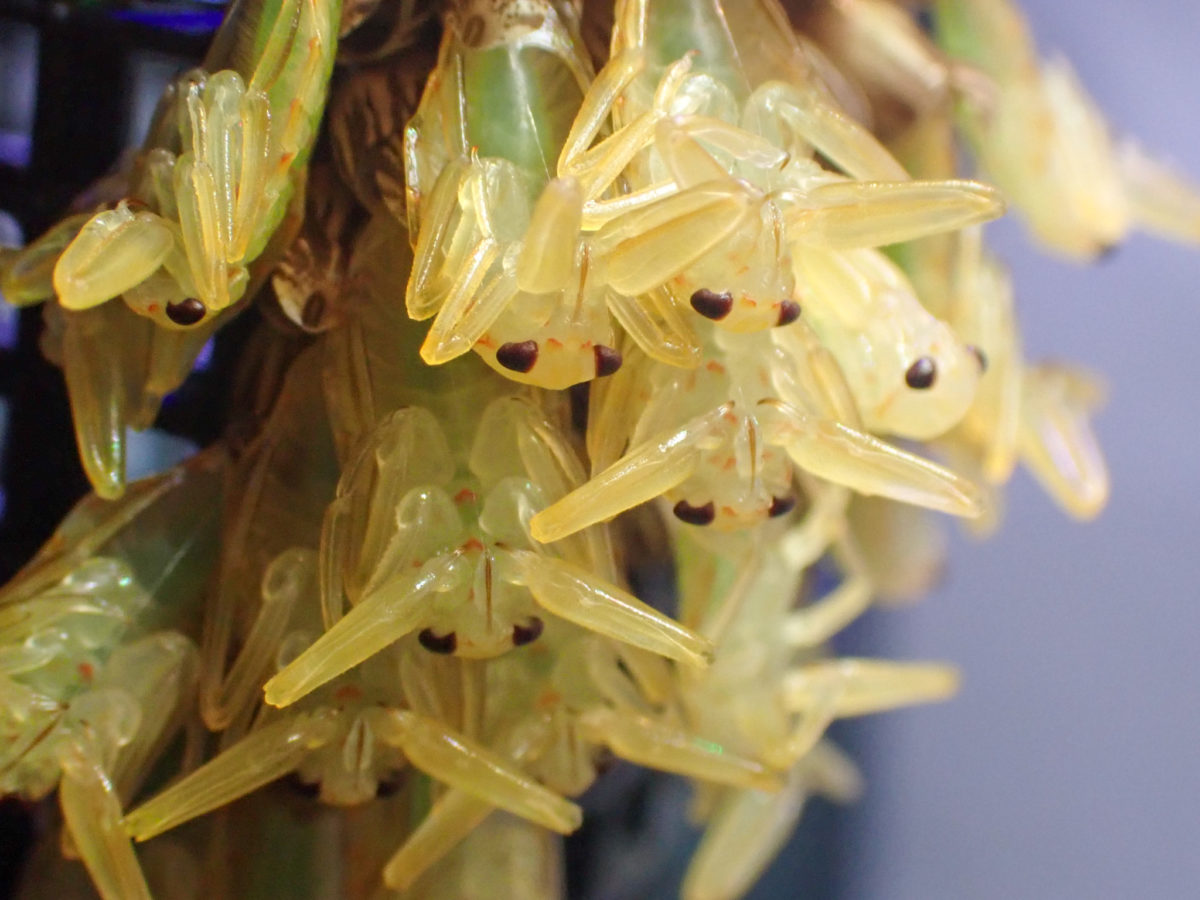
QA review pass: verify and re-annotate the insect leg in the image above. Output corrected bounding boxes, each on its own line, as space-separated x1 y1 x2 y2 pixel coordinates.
530 404 730 542
263 553 466 709
761 398 984 517
123 710 340 841
576 707 781 791
384 789 495 891
53 205 175 312
784 178 1005 249
746 81 909 182
58 745 152 900
368 708 582 834
496 548 712 668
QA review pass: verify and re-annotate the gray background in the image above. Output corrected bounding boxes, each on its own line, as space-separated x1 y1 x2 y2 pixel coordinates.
837 2 1200 898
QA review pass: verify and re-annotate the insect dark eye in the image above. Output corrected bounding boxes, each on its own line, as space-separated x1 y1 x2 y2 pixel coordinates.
418 628 457 654
511 617 544 647
594 345 622 377
673 499 716 525
768 495 796 518
690 289 733 320
905 357 937 389
166 297 206 325
776 300 801 326
496 340 539 373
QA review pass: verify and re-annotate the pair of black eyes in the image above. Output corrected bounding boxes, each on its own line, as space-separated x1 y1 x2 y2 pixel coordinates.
495 340 623 378
672 495 795 525
417 618 545 654
690 289 801 327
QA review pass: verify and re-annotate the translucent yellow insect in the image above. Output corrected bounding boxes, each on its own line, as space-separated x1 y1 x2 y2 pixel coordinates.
530 319 983 543
378 622 782 892
0 451 223 900
931 0 1200 257
588 0 1003 333
0 0 340 500
259 214 711 711
50 0 340 328
672 504 958 900
404 0 704 388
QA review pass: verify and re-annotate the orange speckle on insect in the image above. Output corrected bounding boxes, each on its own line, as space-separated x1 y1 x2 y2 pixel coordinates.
706 361 726 374
462 538 485 552
547 337 564 349
454 488 477 505
77 662 94 682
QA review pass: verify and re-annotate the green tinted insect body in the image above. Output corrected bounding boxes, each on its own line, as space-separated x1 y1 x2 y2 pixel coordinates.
0 452 224 900
405 1 713 386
